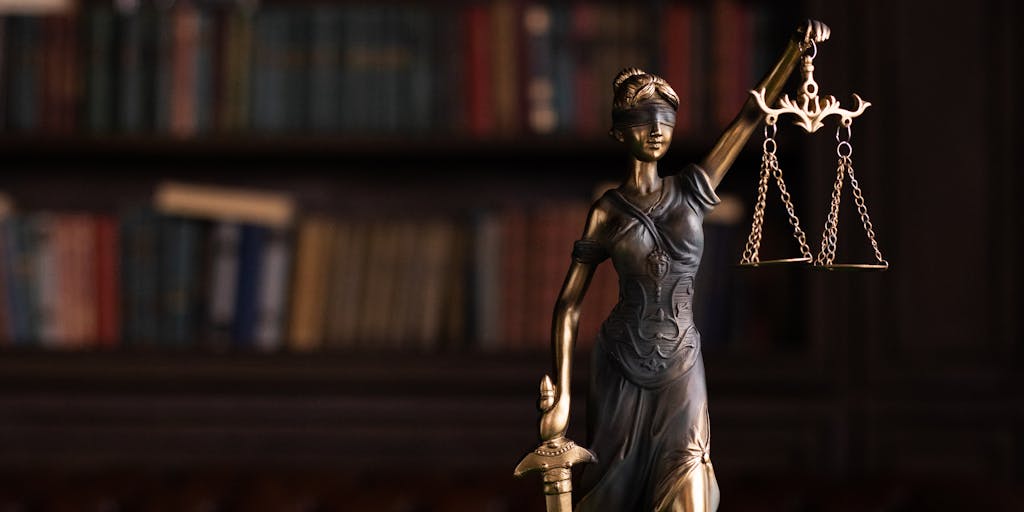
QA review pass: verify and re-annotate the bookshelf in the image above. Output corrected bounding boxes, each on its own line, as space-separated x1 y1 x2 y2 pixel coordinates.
2 0 1020 510
0 0 809 355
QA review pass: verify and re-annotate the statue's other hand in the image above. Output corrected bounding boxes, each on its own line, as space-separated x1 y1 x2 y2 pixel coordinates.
795 19 830 45
539 394 570 441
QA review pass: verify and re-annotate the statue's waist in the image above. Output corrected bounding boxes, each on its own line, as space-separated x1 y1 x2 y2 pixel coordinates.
615 272 695 309
603 307 695 343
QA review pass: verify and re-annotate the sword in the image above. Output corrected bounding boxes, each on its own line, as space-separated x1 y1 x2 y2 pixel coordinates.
514 375 596 512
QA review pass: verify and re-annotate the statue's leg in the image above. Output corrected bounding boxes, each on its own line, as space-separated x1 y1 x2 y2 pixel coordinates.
575 351 650 511
651 358 719 512
655 458 720 512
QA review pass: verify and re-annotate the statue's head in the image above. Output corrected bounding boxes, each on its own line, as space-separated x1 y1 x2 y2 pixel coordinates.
610 68 679 162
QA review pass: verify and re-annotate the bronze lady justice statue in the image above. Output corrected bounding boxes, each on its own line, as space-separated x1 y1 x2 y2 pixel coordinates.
527 20 831 512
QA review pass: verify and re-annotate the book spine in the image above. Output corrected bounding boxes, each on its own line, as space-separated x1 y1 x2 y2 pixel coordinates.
325 220 364 349
288 218 332 351
153 5 174 133
490 0 519 136
194 8 214 134
405 7 433 133
68 215 97 348
550 4 573 133
95 214 120 348
169 3 199 137
251 8 285 132
0 19 7 129
712 0 739 129
205 222 240 350
254 227 291 352
231 224 265 348
662 4 694 135
418 221 453 350
308 5 342 133
8 17 40 132
471 211 502 350
499 209 527 348
86 4 114 133
162 217 200 347
570 3 599 135
463 4 493 137
0 218 11 344
33 214 58 348
10 217 39 345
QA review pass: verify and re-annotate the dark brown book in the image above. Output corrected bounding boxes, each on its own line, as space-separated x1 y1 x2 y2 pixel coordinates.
95 214 119 348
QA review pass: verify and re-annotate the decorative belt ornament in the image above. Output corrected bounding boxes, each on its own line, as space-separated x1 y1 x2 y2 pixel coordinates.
738 41 889 271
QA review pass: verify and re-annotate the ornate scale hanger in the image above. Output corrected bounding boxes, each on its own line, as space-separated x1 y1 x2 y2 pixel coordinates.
737 41 888 271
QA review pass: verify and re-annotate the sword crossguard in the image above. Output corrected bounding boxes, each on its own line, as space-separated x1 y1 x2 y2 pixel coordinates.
513 436 597 479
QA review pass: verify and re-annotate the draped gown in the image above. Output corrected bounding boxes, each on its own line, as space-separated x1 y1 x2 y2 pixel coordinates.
573 164 721 512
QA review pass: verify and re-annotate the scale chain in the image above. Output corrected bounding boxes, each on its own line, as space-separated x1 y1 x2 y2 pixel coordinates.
817 156 845 265
846 161 887 265
740 150 771 264
769 152 813 259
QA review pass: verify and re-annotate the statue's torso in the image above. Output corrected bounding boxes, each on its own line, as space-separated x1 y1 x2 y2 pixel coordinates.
590 168 718 387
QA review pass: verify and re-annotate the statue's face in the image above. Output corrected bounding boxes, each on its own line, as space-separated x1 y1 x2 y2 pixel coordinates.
617 121 674 162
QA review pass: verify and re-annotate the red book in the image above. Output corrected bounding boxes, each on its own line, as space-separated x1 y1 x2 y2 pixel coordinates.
571 3 600 135
663 4 694 135
463 5 494 136
95 215 120 349
712 0 739 129
528 204 564 348
734 4 754 117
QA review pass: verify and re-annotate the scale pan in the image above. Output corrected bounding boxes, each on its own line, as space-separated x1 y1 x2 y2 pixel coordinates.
813 262 889 272
736 257 812 269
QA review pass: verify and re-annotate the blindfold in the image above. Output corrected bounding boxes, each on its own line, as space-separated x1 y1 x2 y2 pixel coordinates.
612 102 677 129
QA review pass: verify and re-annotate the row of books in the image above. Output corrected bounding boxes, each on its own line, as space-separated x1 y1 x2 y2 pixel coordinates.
0 203 605 351
0 0 786 138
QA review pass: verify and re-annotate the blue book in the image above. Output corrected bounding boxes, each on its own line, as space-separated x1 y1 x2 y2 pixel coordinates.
232 225 267 348
2 217 33 345
251 8 288 132
550 4 574 133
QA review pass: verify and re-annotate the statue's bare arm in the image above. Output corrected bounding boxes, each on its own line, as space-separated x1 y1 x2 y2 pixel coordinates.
538 203 608 441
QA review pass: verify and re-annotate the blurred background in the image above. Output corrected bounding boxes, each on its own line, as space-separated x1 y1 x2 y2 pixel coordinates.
0 0 1019 510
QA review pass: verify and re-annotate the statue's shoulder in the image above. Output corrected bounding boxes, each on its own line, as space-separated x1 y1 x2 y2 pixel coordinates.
581 191 627 243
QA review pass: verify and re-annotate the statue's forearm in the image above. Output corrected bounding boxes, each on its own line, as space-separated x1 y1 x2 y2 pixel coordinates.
549 260 595 396
701 38 806 188
551 302 578 397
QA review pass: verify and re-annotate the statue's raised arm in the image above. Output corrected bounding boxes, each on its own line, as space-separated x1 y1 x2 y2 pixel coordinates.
700 19 831 189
